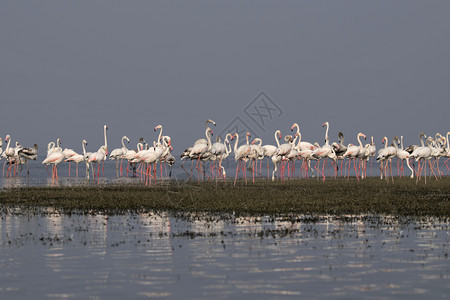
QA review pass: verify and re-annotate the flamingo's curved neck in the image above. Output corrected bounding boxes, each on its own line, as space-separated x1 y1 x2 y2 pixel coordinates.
225 134 233 154
291 135 298 148
324 123 329 145
47 142 55 153
121 136 126 148
206 128 212 150
234 133 240 152
293 124 299 139
392 138 399 151
104 126 108 149
157 126 163 144
274 131 281 148
5 137 11 152
245 133 250 145
295 133 302 151
82 141 87 156
371 136 374 147
419 134 425 147
383 137 388 149
447 132 450 151
357 134 363 148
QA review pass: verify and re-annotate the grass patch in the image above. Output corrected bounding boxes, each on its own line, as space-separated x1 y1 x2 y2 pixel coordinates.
0 177 449 217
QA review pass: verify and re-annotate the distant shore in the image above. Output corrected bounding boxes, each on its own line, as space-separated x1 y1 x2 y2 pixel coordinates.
1 177 449 217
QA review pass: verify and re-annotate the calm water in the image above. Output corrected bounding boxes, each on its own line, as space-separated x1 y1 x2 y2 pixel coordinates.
0 158 447 188
0 211 449 299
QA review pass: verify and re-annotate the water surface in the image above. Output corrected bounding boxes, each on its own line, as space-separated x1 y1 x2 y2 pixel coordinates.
1 211 449 299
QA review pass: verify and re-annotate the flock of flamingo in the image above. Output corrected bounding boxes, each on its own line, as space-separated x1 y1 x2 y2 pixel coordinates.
1 120 449 185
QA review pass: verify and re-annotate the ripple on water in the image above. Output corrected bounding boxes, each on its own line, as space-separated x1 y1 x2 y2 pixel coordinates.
0 212 449 299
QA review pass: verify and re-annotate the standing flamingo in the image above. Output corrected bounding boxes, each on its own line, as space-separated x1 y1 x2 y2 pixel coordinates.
393 136 414 178
211 133 233 181
42 144 64 180
312 122 337 181
109 136 130 177
65 140 89 178
18 144 38 176
189 127 213 182
88 125 109 180
376 137 397 181
272 130 292 182
233 132 252 185
410 136 433 184
260 133 278 180
343 133 367 181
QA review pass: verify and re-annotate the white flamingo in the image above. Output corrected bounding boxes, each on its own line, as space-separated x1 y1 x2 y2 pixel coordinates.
88 125 108 180
233 132 252 185
312 122 337 181
410 136 433 184
343 132 367 181
376 137 397 181
109 135 130 177
66 140 89 178
272 130 292 182
189 127 213 182
393 136 414 178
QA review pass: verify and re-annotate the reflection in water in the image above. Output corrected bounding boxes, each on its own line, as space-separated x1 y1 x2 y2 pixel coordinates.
0 212 449 299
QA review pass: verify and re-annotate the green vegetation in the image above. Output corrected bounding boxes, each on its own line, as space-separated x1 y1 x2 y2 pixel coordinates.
1 177 449 217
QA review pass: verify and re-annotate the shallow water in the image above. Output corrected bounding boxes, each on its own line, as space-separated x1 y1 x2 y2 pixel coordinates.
1 211 449 299
1 158 448 188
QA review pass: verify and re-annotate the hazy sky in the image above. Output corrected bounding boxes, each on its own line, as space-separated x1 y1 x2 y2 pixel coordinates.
1 1 449 155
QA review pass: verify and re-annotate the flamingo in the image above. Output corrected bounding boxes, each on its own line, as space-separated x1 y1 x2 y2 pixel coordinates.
393 136 413 178
211 133 233 181
260 134 278 180
312 122 337 181
65 140 88 178
376 137 397 181
189 127 213 182
42 144 64 180
88 125 108 180
3 135 16 177
343 132 367 181
233 132 252 185
410 136 433 184
18 144 38 176
194 119 216 145
109 136 130 177
123 138 144 177
444 132 450 173
272 130 292 182
181 120 215 179
63 147 77 177
250 138 265 178
88 145 108 180
141 137 171 186
248 137 266 183
291 123 315 150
